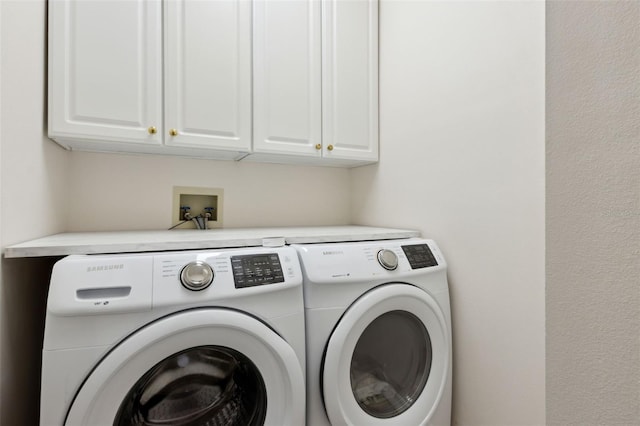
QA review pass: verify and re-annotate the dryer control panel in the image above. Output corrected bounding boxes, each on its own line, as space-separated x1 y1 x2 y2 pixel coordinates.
292 238 447 287
402 244 438 269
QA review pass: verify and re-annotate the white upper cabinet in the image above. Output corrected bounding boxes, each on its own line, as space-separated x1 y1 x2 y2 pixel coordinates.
48 0 163 147
322 0 378 163
49 0 250 159
164 0 251 151
48 0 378 167
252 0 322 156
250 0 378 166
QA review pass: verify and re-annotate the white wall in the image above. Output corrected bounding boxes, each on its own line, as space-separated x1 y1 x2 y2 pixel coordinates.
546 2 640 424
351 1 545 424
0 1 69 245
65 152 350 231
0 1 70 424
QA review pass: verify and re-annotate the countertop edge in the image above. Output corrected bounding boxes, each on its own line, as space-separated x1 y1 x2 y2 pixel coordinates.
284 231 420 244
3 227 421 258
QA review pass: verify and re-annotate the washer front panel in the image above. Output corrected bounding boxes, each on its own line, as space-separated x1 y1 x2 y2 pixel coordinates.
46 246 303 321
322 284 449 426
65 309 305 425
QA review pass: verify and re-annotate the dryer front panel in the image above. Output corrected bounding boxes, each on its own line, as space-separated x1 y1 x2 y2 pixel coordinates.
64 309 305 426
322 284 449 425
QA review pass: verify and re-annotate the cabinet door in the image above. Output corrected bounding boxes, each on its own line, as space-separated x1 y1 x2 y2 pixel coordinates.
48 0 162 145
322 0 378 162
253 0 322 156
164 0 251 152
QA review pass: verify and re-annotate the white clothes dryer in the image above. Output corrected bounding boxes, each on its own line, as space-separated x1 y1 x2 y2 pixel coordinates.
40 246 306 426
293 238 452 426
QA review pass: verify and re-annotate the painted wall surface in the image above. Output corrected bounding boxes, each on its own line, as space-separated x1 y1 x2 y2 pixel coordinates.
0 1 69 424
351 1 545 424
65 152 351 231
0 2 69 246
546 2 640 424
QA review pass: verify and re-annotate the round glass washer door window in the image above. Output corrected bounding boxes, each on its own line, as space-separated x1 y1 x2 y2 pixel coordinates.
115 345 266 426
350 310 432 418
63 309 305 426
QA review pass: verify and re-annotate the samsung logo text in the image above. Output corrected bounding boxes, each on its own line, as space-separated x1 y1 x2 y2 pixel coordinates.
86 264 125 273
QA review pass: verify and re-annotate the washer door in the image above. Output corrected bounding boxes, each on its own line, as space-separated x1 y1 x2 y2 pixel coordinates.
323 284 449 426
65 309 305 425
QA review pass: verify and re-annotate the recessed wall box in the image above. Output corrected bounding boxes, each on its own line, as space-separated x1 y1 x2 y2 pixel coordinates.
172 187 224 229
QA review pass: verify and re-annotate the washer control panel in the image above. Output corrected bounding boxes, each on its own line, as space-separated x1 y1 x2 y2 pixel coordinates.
231 253 285 288
48 246 304 316
401 244 439 269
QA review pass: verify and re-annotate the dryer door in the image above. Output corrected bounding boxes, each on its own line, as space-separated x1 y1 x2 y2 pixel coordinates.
65 309 305 425
322 284 449 425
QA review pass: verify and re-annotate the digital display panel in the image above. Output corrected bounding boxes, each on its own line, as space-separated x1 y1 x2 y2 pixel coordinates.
401 244 438 269
230 253 285 288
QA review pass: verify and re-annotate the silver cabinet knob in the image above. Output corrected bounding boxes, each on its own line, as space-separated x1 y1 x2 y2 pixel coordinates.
377 249 398 271
180 261 214 291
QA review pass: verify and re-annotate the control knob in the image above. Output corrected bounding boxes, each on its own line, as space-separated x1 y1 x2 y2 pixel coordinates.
377 249 398 271
180 261 214 291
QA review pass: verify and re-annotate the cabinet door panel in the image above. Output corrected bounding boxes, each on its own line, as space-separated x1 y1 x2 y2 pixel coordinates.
253 0 322 155
165 0 251 151
323 0 378 161
48 0 162 144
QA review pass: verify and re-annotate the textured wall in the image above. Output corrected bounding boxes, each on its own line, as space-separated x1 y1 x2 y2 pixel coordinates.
351 1 545 423
0 3 3 419
546 1 640 424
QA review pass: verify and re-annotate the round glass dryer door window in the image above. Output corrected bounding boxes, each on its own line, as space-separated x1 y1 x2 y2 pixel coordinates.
322 284 449 425
350 310 432 418
115 346 266 425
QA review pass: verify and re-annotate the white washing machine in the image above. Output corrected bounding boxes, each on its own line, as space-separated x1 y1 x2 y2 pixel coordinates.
293 238 452 426
40 246 306 425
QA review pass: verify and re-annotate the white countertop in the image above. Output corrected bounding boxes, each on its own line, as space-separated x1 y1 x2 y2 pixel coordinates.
3 226 420 258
